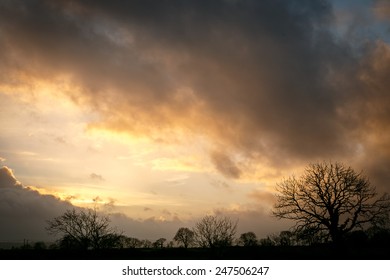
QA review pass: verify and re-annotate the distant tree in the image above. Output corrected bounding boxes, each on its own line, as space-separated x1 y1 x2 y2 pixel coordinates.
46 208 119 250
238 232 258 246
141 239 152 248
173 227 195 248
278 231 294 246
153 238 166 248
119 236 142 248
273 162 390 245
193 215 238 248
258 236 275 246
116 235 128 249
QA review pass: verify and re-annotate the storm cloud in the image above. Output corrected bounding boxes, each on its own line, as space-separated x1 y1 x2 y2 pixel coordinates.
0 166 73 241
0 0 389 186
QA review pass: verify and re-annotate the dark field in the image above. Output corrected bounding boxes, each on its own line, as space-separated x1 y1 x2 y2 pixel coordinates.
1 246 389 260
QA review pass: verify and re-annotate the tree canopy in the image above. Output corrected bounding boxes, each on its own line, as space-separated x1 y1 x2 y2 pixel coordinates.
273 162 390 245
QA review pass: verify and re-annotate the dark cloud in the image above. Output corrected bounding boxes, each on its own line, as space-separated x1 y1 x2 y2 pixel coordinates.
0 166 73 241
0 0 389 187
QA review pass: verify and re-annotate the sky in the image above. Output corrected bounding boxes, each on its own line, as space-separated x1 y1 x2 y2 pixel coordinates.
1 0 390 242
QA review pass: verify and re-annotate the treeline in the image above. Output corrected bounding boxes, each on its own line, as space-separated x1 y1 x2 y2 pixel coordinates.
7 212 390 252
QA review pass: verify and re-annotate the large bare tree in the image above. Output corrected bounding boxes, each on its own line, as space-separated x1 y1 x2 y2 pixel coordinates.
273 162 390 245
46 208 120 249
193 215 237 248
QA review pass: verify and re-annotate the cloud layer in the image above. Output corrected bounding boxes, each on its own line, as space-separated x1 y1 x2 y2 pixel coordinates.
1 1 390 201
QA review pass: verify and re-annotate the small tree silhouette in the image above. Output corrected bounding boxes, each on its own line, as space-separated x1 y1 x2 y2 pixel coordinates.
258 236 275 246
118 236 142 248
193 215 237 248
153 238 166 248
273 162 390 245
173 227 195 248
238 232 258 246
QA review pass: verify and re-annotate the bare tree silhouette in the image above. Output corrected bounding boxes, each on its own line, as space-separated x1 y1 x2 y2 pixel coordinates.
193 215 237 248
46 208 120 249
273 162 390 245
